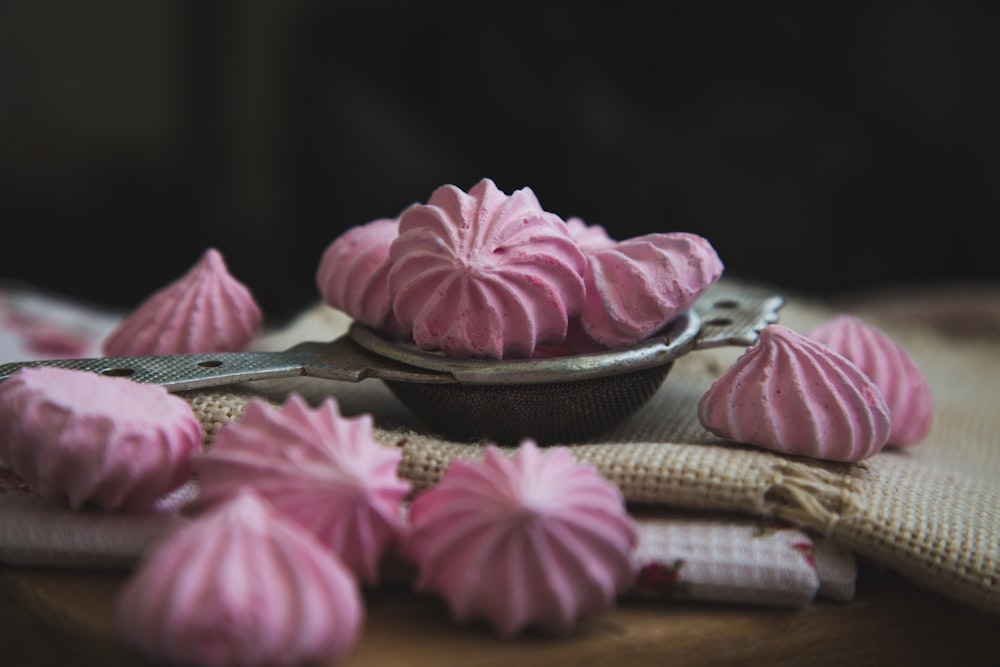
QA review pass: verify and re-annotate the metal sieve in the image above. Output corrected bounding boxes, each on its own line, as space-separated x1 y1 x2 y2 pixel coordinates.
0 285 782 444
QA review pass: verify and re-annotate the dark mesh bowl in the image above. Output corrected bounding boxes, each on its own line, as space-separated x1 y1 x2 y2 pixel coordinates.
349 313 702 445
385 362 673 445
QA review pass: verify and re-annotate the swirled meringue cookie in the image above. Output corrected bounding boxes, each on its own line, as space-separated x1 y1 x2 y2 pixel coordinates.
387 178 588 359
578 232 724 349
316 217 409 338
808 315 933 446
192 393 411 585
403 440 638 638
102 247 262 356
697 325 892 462
116 489 362 667
0 366 202 510
565 216 617 251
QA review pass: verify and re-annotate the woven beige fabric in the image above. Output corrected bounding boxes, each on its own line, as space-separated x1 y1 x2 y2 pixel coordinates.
182 280 1000 616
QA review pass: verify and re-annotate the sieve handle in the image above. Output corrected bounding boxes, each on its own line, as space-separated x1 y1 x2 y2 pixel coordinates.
692 285 785 350
0 287 783 392
0 335 454 392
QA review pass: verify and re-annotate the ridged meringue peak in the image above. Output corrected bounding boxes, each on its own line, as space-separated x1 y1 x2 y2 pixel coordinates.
193 393 411 585
565 216 617 251
808 314 933 446
578 231 724 349
403 440 638 638
387 178 588 359
0 366 202 510
697 324 892 462
115 489 363 667
316 217 409 338
102 247 262 356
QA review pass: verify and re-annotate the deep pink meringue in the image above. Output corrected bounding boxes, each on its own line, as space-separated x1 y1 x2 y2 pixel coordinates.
387 178 588 359
116 489 362 667
316 217 409 338
578 232 724 349
697 325 892 462
192 393 411 585
102 247 262 356
808 315 933 447
0 366 202 510
403 440 638 638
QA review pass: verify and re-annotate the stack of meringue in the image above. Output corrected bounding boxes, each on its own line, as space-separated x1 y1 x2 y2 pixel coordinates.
191 393 411 586
317 178 723 359
115 393 413 666
110 407 640 662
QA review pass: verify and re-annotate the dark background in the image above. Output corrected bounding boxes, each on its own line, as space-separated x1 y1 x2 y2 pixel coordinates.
2 1 998 325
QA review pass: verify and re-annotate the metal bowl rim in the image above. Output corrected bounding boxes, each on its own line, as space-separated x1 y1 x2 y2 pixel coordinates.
347 310 701 385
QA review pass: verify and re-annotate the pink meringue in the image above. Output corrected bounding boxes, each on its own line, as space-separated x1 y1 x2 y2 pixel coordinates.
565 216 617 251
102 247 262 356
698 325 892 462
316 217 409 338
578 232 724 349
0 366 201 510
808 315 933 446
192 393 411 585
115 489 362 667
403 440 638 638
387 178 588 359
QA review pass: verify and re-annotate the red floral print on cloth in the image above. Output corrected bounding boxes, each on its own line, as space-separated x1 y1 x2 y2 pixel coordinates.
792 541 817 570
629 515 825 607
753 519 818 570
636 559 687 597
0 467 35 495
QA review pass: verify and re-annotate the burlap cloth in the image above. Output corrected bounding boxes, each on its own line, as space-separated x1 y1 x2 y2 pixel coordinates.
182 279 1000 617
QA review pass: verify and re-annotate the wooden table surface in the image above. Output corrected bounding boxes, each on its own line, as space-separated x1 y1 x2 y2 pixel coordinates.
2 558 996 667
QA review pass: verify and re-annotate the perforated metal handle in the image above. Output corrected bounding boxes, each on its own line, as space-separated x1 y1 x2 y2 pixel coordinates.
692 285 784 349
0 286 783 392
0 335 454 392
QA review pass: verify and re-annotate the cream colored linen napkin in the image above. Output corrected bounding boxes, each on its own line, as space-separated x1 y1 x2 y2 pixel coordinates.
180 278 999 615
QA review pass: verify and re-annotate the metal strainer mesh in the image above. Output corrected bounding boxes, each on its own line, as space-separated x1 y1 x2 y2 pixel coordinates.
385 363 673 445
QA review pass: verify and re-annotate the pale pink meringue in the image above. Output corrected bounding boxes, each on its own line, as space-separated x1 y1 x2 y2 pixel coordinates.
578 232 724 349
387 178 588 359
316 217 409 338
0 366 202 510
102 247 262 356
808 315 933 446
192 393 411 585
697 325 892 462
403 440 638 638
115 489 362 667
565 216 617 251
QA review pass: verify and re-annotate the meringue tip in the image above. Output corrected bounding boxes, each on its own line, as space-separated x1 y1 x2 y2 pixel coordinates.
102 246 263 356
